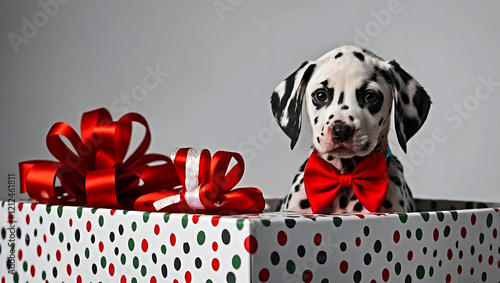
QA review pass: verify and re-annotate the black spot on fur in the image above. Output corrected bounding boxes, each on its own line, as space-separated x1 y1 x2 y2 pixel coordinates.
317 136 320 143
413 86 432 123
341 105 349 110
353 52 364 62
400 91 410 104
339 196 348 209
327 155 334 161
378 118 384 126
329 114 334 120
299 199 311 209
389 60 413 86
399 199 405 207
314 116 319 124
337 92 344 105
349 116 354 121
355 82 384 115
335 52 343 59
299 159 308 172
350 194 358 201
382 200 393 209
294 184 301 192
389 175 402 186
353 201 363 212
292 174 300 184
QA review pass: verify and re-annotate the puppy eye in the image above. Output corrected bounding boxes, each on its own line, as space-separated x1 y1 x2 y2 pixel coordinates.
364 90 379 104
312 89 329 104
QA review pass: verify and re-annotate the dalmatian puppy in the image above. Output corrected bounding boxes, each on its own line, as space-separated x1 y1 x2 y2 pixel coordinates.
271 45 431 214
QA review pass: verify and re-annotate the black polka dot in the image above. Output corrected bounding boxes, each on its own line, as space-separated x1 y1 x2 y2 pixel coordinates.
364 253 372 265
6 258 13 270
90 234 95 244
34 229 38 237
222 229 231 245
271 252 280 265
109 232 115 242
74 254 80 266
25 234 30 246
74 230 80 242
374 240 382 253
405 274 412 283
353 270 362 283
444 226 450 237
161 264 168 277
195 257 202 269
174 257 181 271
49 223 55 235
285 219 296 228
340 242 347 252
317 251 327 264
387 251 393 262
433 250 438 258
183 243 190 254
114 247 119 256
66 242 71 251
118 224 124 235
458 250 463 259
53 267 58 278
363 226 370 237
423 247 427 255
16 228 21 239
92 263 97 274
455 241 459 249
1 228 6 239
406 230 412 239
470 246 475 255
152 253 157 264
297 245 306 257
482 272 487 282
227 272 235 283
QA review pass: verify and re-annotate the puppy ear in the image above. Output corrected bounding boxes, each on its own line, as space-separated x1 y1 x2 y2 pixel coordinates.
270 61 316 149
388 60 432 153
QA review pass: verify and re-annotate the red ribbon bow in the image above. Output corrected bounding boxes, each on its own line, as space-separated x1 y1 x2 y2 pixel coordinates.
303 151 389 213
19 108 179 209
134 148 265 213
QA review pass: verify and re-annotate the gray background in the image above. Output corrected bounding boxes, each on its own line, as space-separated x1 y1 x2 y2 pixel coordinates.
1 0 499 203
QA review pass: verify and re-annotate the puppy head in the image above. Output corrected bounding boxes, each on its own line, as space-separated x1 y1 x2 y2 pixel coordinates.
271 45 431 157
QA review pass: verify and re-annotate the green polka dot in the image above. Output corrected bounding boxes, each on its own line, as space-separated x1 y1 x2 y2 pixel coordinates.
133 256 139 269
419 212 430 222
39 216 43 224
98 215 104 227
131 278 137 283
161 245 167 254
128 238 135 251
57 206 63 218
197 231 206 245
416 265 425 279
101 256 107 268
333 217 342 227
206 280 213 283
23 261 28 272
261 219 271 227
486 213 493 228
236 219 245 230
141 265 147 276
47 253 50 261
436 212 445 222
395 262 402 275
46 205 52 214
398 213 408 223
13 272 19 283
321 279 329 283
429 266 434 277
143 212 150 223
478 203 488 209
416 228 423 241
163 214 170 223
232 255 241 269
42 270 46 280
58 232 64 243
123 210 130 215
286 260 296 274
227 272 236 283
76 207 83 218
479 233 484 244
85 248 90 259
131 221 137 231
450 211 458 221
120 254 126 265
182 215 188 228
91 208 98 214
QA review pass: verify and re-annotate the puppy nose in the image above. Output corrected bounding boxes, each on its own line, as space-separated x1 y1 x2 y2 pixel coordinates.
331 121 353 142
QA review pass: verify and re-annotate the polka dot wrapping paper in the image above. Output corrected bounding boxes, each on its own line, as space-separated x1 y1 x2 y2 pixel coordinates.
0 200 499 283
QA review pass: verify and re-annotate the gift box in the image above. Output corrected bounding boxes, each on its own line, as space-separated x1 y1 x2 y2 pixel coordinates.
1 199 499 283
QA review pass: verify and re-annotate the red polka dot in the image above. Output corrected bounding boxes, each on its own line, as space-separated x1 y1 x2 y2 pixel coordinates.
211 216 221 227
460 227 467 238
18 203 24 211
150 276 157 283
141 239 148 252
258 268 270 282
355 237 361 247
470 267 475 275
67 264 72 276
25 214 30 225
493 229 497 239
340 260 349 274
56 250 61 261
303 269 313 283
154 224 160 235
244 235 258 254
31 203 37 211
277 231 287 246
109 263 114 276
68 218 72 227
370 280 376 283
447 249 453 260
110 209 116 216
433 228 439 241
77 275 82 283
30 265 35 277
120 275 126 283
192 215 200 224
36 245 42 257
99 241 104 252
457 265 462 274
355 214 365 219
212 241 218 252
173 280 179 283
86 221 92 232
488 255 494 265
446 274 451 283
185 271 192 283
170 233 176 246
393 231 400 243
18 249 23 261
478 254 483 263
43 234 47 243
471 213 476 225
382 268 390 282
314 233 322 246
212 258 220 271
407 250 413 261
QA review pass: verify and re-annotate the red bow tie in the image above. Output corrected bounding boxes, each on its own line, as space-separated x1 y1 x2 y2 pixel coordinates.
304 151 389 213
